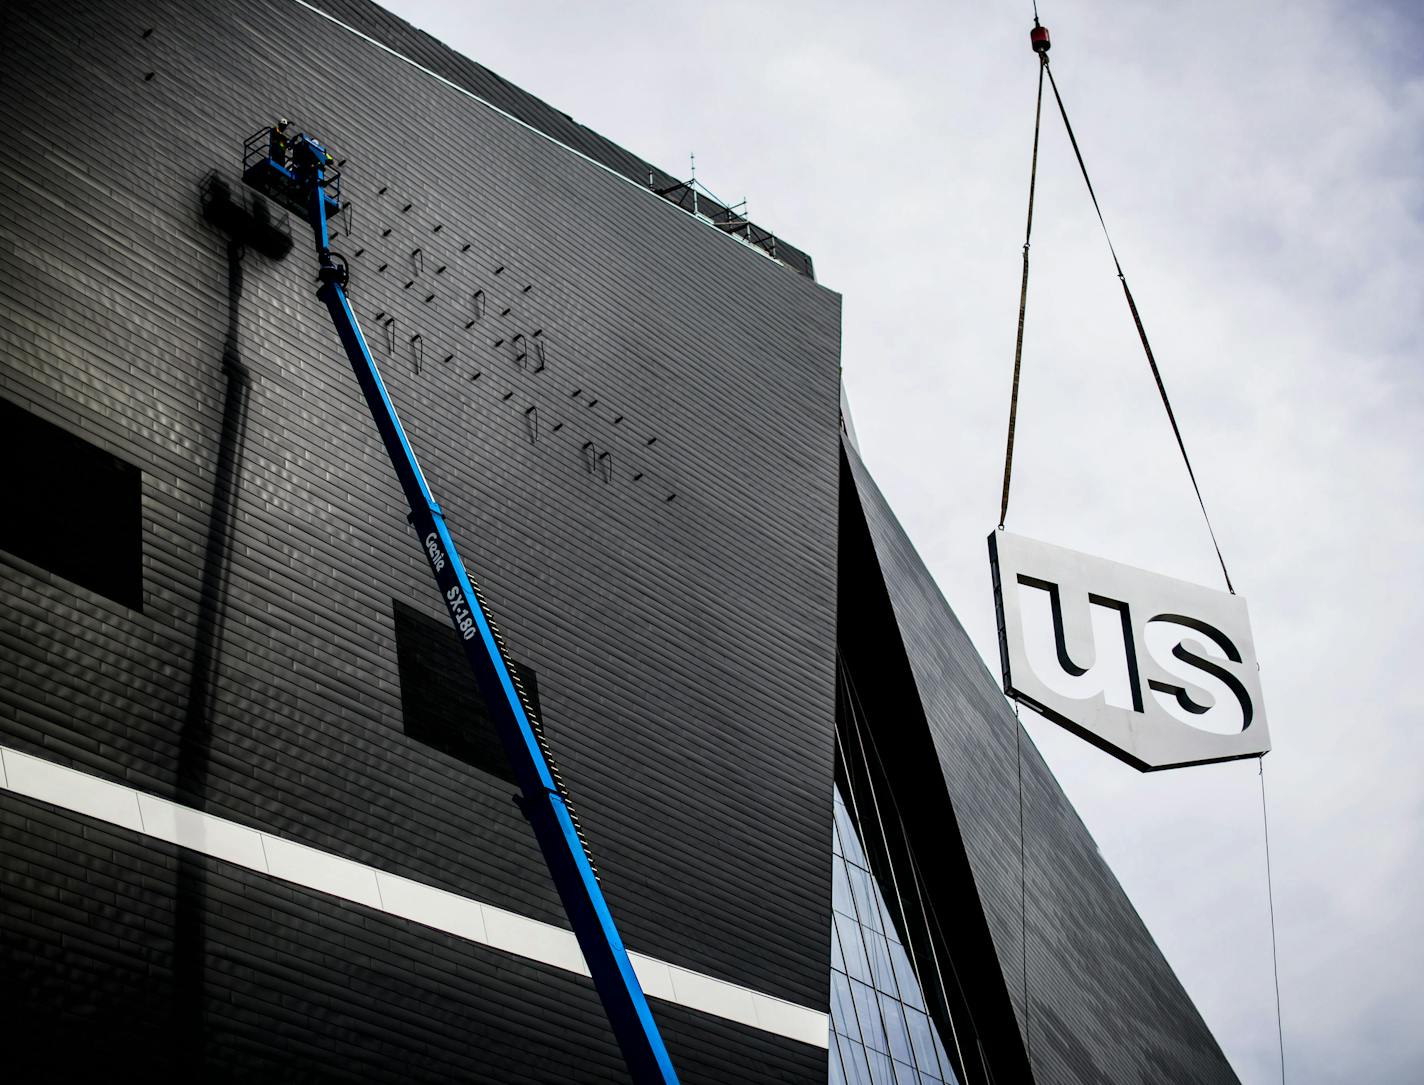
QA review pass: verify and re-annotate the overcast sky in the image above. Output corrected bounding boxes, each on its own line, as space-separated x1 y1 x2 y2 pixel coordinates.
383 3 1423 1081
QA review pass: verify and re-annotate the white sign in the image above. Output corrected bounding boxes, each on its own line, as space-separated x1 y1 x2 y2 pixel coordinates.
988 530 1269 771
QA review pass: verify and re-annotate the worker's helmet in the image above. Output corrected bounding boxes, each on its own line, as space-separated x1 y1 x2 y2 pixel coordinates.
278 118 290 130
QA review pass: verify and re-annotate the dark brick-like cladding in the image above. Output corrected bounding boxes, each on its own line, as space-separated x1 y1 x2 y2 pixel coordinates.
0 0 1240 1080
0 0 840 1079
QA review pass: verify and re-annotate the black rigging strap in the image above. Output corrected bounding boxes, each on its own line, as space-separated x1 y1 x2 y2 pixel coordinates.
998 34 1236 595
997 56 1046 532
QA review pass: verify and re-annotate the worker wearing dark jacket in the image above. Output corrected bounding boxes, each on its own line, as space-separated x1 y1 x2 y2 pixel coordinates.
268 119 290 167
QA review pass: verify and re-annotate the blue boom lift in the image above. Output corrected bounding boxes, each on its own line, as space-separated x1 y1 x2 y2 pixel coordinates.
243 127 679 1084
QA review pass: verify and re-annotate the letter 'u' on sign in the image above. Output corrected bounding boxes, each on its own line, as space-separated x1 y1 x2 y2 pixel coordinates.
988 531 1269 771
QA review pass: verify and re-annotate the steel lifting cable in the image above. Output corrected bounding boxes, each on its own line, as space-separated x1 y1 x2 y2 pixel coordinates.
998 20 1236 595
995 42 1046 1074
1011 698 1031 1071
998 54 1046 531
1260 758 1287 1084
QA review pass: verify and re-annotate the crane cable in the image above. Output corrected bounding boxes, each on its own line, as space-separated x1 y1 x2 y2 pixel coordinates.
996 19 1235 595
1007 27 1278 1082
1260 758 1287 1084
997 52 1045 535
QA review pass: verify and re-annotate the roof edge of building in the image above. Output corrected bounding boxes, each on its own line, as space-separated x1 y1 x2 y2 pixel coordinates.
294 0 818 279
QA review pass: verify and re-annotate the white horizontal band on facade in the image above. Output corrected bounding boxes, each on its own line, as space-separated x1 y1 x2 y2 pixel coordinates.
0 744 828 1049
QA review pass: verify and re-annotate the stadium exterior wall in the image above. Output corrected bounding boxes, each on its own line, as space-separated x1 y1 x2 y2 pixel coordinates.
1 0 839 1079
0 1 1237 1082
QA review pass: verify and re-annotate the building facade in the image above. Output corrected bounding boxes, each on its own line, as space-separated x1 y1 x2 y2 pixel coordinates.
0 2 1236 1081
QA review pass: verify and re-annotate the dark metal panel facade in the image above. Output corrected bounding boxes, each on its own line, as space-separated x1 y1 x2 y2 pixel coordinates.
0 0 841 1078
0 792 824 1083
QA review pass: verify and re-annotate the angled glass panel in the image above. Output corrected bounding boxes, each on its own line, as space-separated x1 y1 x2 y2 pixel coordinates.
834 790 859 855
829 781 960 1084
835 909 873 984
879 989 915 1066
836 798 871 870
850 978 888 1054
847 862 885 935
831 970 860 1036
866 927 899 995
837 1035 873 1085
888 938 927 1011
833 852 856 917
892 1059 922 1085
829 1031 849 1085
905 1008 943 1076
864 1046 898 1084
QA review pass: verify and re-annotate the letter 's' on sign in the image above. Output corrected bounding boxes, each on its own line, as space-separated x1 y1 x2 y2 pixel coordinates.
988 531 1269 771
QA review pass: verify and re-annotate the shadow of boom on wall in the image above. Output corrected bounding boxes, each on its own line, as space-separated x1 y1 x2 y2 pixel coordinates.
173 174 287 1072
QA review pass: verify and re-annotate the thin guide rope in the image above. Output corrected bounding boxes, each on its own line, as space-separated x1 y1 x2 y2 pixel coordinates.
1012 700 1031 1070
1259 758 1286 1083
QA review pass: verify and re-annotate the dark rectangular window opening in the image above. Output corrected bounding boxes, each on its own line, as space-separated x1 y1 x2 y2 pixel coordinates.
392 599 540 783
0 397 142 610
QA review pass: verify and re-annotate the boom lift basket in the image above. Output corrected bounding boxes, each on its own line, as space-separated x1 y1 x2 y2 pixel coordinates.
242 127 342 224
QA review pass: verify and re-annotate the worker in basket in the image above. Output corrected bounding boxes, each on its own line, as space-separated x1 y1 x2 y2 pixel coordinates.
294 133 335 178
268 118 291 168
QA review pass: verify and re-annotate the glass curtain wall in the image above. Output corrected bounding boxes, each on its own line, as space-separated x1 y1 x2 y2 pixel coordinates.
829 785 961 1085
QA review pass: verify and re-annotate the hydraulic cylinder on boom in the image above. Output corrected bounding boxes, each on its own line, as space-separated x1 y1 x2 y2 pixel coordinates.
243 126 679 1084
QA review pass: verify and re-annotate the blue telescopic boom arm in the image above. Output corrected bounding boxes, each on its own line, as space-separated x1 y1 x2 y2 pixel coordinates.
283 134 678 1084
